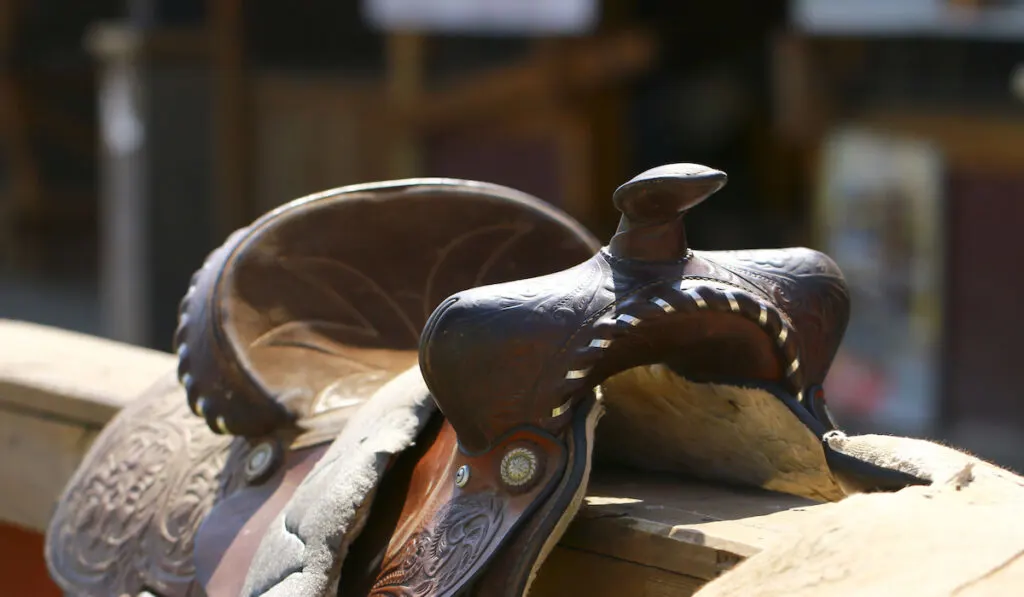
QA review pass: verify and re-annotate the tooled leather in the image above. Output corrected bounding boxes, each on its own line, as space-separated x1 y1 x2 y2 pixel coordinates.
371 493 506 597
419 259 614 452
369 424 568 597
45 373 252 597
703 248 850 384
555 254 806 397
468 395 601 597
419 245 819 454
174 180 600 438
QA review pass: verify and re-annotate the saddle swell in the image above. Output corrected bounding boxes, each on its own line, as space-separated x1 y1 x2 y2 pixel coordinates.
417 169 846 455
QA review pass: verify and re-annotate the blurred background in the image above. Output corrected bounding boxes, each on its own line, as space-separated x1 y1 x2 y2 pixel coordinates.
0 0 1022 470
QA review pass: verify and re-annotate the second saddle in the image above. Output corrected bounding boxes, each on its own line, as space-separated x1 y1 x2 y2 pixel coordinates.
46 165 928 597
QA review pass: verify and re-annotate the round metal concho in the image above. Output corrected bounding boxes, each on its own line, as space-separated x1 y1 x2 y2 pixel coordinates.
500 446 541 491
245 441 280 485
455 464 471 488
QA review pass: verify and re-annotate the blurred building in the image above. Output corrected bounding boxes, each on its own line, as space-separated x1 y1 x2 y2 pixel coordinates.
0 0 1022 468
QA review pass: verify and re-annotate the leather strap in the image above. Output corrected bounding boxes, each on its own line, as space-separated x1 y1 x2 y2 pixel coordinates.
196 444 329 597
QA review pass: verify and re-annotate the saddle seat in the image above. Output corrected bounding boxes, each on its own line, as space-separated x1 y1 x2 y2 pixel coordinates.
45 165 929 597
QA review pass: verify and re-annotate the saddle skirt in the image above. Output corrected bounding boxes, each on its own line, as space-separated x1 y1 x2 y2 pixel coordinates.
45 165 928 597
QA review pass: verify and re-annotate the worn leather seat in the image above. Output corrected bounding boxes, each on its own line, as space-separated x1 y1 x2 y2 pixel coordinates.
45 165 928 597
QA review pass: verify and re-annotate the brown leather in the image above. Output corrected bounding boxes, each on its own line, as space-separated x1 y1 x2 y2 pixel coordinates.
368 421 569 596
469 394 601 597
417 166 847 457
417 249 846 455
44 373 240 597
337 413 447 596
174 179 600 438
196 444 329 597
609 163 726 261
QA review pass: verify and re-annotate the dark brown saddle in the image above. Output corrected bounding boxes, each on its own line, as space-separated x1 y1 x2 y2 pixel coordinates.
45 165 927 597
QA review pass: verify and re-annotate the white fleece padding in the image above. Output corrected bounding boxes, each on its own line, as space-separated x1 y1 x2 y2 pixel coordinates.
240 366 437 597
597 365 846 502
823 431 1017 489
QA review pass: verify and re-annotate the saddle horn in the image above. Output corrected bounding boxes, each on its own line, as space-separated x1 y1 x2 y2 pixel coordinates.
609 163 726 262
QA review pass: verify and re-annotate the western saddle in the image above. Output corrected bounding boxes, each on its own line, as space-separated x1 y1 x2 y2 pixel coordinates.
45 164 926 597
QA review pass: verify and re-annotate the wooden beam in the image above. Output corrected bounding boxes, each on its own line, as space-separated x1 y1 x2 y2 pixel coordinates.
402 29 655 132
0 0 39 210
385 32 425 178
854 109 1024 173
0 320 174 531
0 0 42 269
211 0 249 235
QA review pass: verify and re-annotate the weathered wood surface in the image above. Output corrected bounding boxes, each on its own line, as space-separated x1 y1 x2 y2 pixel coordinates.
0 319 174 425
534 473 817 595
694 435 1024 597
0 320 175 531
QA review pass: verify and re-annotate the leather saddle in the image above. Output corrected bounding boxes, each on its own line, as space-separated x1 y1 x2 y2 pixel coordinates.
45 165 928 597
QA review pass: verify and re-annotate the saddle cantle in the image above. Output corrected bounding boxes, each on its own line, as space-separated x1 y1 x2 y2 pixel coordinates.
45 164 931 597
174 178 599 441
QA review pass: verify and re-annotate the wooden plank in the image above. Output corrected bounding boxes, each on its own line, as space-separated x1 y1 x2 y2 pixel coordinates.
211 0 250 232
385 32 425 179
0 320 174 531
564 471 818 581
853 110 1024 174
249 75 386 215
421 109 594 224
0 319 175 425
532 546 707 597
402 29 654 131
0 410 98 531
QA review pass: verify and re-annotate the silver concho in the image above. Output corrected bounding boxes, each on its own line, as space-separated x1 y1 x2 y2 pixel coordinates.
500 447 539 490
245 441 278 484
455 464 471 488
